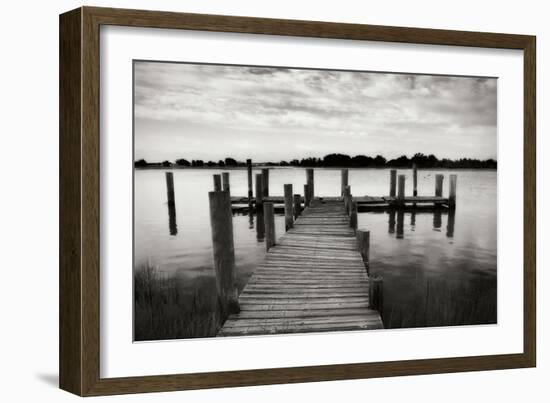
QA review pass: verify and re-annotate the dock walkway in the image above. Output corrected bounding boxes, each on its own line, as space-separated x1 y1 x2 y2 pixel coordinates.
218 199 383 336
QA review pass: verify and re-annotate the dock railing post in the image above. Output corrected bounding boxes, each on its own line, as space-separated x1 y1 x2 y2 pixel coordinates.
356 229 370 273
222 172 230 194
397 175 406 204
255 173 263 209
208 190 240 315
246 158 252 198
350 200 358 230
293 194 302 220
413 164 418 197
341 168 349 196
263 202 276 251
449 174 457 208
261 168 270 197
213 174 222 191
435 174 444 197
304 184 310 207
284 184 293 231
306 168 314 201
369 275 384 313
389 169 397 197
344 185 351 214
165 172 175 206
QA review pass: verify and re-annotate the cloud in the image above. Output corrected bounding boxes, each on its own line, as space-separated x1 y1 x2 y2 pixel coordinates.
134 61 497 161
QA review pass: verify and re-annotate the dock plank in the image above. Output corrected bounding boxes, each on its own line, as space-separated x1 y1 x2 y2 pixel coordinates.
218 199 383 336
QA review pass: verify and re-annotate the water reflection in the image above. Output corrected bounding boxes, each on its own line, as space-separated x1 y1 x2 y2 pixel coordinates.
167 202 177 236
386 208 454 239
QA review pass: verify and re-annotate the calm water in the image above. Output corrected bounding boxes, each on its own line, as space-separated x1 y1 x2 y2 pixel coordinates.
134 167 497 328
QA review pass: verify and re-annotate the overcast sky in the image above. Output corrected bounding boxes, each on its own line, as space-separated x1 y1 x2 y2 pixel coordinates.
134 61 497 162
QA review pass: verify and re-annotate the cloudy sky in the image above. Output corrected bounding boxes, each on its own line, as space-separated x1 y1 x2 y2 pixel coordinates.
134 61 497 163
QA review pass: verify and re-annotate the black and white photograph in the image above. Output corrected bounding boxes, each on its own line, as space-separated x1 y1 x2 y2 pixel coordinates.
133 61 497 341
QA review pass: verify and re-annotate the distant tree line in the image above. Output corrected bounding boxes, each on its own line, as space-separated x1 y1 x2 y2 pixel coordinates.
135 153 496 169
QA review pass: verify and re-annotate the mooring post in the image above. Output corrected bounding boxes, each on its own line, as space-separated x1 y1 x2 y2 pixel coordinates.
350 200 358 230
306 168 314 201
255 173 263 208
389 169 397 197
222 172 230 194
246 159 253 206
263 202 276 251
356 229 370 267
397 174 406 204
304 184 310 207
284 184 294 231
261 168 270 197
449 174 457 208
341 168 349 196
208 191 240 314
344 185 351 214
213 174 222 191
369 275 384 313
165 172 175 206
435 174 444 197
412 163 418 197
293 194 302 220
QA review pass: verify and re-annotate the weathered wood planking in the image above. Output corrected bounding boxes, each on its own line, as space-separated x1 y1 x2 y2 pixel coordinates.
218 199 383 336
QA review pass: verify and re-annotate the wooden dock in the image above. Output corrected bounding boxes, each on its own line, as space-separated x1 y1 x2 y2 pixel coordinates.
217 198 383 337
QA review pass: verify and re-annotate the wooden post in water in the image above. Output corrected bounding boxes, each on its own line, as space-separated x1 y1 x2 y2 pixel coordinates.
222 172 230 194
304 184 310 207
284 184 294 231
397 175 406 204
369 275 384 313
246 159 253 206
165 172 175 206
306 168 314 201
412 164 418 197
208 191 240 314
263 202 276 251
341 168 349 196
356 229 370 267
255 173 263 208
389 169 397 197
435 174 444 197
293 194 302 220
350 200 358 230
344 185 351 214
449 174 457 208
213 174 222 191
261 168 270 197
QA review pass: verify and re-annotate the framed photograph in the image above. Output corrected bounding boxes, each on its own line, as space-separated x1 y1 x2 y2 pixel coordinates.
59 6 536 396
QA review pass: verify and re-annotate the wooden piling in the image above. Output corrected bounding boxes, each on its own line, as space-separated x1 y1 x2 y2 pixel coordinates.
389 169 397 197
356 229 370 267
263 202 276 251
261 168 270 197
341 169 349 196
344 185 351 214
369 275 384 313
165 172 175 206
246 159 253 205
255 173 263 207
213 174 222 191
222 172 230 194
304 184 310 207
293 194 302 220
397 174 406 203
412 163 418 196
350 200 358 230
306 168 314 200
435 174 444 197
208 191 240 314
449 174 457 208
284 184 293 231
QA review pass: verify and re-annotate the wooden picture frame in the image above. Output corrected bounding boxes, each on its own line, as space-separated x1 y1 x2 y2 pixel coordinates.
59 6 536 396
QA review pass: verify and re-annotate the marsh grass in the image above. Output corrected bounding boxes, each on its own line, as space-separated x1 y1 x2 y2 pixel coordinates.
383 275 497 329
134 264 227 341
